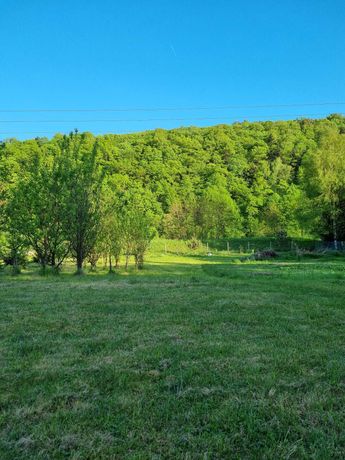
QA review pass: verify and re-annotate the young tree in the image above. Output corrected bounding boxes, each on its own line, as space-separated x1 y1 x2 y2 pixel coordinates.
131 213 154 269
116 186 157 270
107 217 124 271
163 199 197 239
196 185 243 239
121 209 154 269
99 185 124 272
58 132 104 274
5 149 70 272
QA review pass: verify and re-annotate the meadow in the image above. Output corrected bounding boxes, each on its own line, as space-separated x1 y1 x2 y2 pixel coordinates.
1 240 345 459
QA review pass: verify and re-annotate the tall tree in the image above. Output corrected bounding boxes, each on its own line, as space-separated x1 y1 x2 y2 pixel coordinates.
301 129 345 247
58 132 104 273
196 185 243 239
99 182 124 272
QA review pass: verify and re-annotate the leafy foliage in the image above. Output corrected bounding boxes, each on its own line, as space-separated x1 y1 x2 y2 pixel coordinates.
1 115 345 270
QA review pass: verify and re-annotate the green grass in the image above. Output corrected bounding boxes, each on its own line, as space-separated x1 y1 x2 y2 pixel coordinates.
1 245 345 458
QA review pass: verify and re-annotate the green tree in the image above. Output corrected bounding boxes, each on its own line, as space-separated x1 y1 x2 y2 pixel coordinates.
163 199 197 239
301 129 345 246
119 188 156 269
58 132 104 274
197 185 243 239
5 148 70 272
99 182 124 272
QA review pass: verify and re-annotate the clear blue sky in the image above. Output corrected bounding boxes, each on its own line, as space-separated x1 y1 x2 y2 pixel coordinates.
1 0 345 139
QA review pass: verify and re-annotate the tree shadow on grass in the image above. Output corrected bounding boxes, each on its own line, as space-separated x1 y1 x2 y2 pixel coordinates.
1 251 344 285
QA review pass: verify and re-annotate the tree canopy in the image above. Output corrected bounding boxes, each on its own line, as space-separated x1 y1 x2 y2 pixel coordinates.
1 115 345 270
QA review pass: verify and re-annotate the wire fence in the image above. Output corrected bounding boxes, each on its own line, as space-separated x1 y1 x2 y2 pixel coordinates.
203 238 345 254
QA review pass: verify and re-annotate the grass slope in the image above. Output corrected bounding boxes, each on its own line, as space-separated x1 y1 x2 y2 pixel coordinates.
1 248 345 458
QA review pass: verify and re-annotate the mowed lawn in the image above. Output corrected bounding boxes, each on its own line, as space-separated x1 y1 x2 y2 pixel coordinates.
1 251 345 459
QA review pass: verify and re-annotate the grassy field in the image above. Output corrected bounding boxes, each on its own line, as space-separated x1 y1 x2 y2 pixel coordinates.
1 242 345 458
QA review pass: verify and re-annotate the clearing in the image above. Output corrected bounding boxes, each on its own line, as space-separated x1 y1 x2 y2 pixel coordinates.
1 246 345 458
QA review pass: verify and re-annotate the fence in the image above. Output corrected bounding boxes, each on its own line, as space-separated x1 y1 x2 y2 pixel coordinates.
204 238 345 253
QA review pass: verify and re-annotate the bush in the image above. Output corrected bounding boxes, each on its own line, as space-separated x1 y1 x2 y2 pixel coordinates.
276 230 288 240
187 237 202 250
253 249 278 260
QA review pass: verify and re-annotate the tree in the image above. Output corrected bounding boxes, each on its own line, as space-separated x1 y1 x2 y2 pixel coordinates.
3 116 345 251
196 185 243 239
131 213 155 269
163 199 197 239
5 148 70 272
301 129 345 247
99 183 124 272
117 187 156 270
58 132 104 273
120 209 154 269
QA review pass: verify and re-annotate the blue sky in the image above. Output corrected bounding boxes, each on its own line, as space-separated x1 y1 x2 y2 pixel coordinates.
1 0 345 139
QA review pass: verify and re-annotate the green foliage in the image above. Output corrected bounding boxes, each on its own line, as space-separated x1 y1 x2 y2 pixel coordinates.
5 147 70 270
163 199 197 239
300 127 345 243
2 116 345 272
55 132 105 273
120 189 156 269
197 184 243 238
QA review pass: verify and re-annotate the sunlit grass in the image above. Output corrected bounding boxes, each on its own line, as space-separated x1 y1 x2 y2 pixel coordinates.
1 245 345 458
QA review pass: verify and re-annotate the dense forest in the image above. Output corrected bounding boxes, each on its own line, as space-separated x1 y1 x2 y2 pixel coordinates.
1 114 345 272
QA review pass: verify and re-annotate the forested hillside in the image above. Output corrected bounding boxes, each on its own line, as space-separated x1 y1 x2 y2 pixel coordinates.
1 114 345 271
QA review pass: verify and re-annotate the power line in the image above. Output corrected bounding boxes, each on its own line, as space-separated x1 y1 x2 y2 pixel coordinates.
0 130 141 135
0 112 342 137
0 112 340 124
0 102 344 113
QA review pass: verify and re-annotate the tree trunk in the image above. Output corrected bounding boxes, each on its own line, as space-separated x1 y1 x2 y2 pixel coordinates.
125 253 129 270
109 254 113 273
137 253 144 270
115 256 120 269
332 202 338 250
76 251 83 274
333 215 338 250
11 248 20 275
39 251 47 275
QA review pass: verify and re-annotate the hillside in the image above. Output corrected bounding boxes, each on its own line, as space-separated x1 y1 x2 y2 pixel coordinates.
2 115 345 242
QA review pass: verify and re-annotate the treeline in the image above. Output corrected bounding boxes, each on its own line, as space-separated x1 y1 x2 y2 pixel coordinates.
0 133 155 273
1 114 345 272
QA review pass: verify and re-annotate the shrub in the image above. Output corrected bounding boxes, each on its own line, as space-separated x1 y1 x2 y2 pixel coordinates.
253 249 278 260
187 237 202 250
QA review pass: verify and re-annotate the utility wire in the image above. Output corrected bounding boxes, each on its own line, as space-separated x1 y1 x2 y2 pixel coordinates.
0 112 343 136
0 130 141 135
0 112 340 124
0 102 344 113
